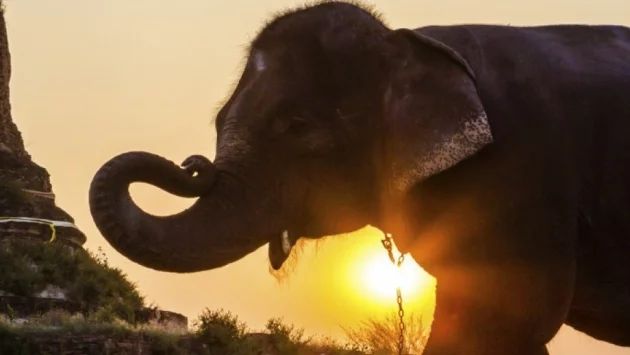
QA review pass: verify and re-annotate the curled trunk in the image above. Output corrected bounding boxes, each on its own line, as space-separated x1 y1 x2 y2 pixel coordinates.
88 151 276 273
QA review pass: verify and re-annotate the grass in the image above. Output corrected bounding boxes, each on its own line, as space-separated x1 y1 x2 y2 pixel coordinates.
0 238 428 353
191 308 375 355
0 308 377 355
0 238 429 354
0 219 426 354
0 240 145 324
0 309 185 354
343 312 429 355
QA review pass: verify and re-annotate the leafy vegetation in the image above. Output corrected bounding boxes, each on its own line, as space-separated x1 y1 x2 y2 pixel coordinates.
193 308 253 354
0 309 184 354
0 307 406 354
191 308 426 354
0 240 145 323
343 311 429 355
264 316 313 354
0 236 428 354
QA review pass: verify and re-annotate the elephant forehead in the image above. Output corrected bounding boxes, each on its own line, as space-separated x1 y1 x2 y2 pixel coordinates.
253 51 267 72
216 85 256 161
216 118 251 160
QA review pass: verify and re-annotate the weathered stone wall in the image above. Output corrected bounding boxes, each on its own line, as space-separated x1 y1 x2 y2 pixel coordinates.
0 4 188 335
0 4 86 246
0 4 27 160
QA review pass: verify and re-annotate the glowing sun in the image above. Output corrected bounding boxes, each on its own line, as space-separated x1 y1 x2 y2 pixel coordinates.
358 250 429 301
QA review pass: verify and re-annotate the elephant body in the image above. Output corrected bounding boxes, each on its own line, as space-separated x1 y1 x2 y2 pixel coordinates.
88 2 630 354
393 24 630 353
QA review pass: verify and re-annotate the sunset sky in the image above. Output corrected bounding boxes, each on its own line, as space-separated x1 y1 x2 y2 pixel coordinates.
4 0 629 354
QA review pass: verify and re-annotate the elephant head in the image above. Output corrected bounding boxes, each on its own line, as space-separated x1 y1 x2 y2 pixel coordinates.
88 2 492 273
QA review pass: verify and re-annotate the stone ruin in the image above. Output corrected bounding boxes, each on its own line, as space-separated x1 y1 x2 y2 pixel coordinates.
0 4 187 332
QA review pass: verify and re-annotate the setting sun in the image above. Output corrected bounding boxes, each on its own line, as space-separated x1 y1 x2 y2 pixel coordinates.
359 249 429 301
341 229 435 308
360 252 421 299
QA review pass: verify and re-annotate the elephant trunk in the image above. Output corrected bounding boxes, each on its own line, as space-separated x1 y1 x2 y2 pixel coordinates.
88 151 277 273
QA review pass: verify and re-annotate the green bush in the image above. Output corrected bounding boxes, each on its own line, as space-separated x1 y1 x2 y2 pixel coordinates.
0 241 145 323
264 317 312 355
307 336 372 355
0 306 394 355
194 308 254 355
342 311 428 355
0 310 184 354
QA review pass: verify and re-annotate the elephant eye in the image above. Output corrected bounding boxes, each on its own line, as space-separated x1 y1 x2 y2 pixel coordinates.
271 113 311 135
286 114 314 133
289 115 309 126
269 101 317 136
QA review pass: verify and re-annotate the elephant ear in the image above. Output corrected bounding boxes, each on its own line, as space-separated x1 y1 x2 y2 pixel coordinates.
382 28 493 196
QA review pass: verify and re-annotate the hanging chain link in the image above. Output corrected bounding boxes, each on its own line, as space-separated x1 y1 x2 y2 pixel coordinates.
381 233 406 355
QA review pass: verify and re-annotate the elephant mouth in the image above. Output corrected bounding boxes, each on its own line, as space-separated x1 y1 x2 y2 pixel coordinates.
268 229 298 270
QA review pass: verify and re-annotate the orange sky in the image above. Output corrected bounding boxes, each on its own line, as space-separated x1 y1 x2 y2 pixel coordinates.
5 0 630 354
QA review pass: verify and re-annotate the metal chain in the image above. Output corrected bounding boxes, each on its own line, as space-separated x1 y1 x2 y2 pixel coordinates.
381 233 407 355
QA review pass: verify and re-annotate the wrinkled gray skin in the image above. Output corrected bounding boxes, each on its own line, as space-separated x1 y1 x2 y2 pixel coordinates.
88 2 630 354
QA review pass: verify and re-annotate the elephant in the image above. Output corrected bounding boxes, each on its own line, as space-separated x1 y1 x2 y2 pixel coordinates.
88 1 630 354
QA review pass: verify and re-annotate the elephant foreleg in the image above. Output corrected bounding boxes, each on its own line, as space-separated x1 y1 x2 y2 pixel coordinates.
422 263 573 355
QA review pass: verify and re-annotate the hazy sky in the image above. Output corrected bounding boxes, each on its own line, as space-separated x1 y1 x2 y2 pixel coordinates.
4 0 629 354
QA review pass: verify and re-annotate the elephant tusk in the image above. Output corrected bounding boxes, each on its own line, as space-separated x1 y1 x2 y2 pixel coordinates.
282 230 292 255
